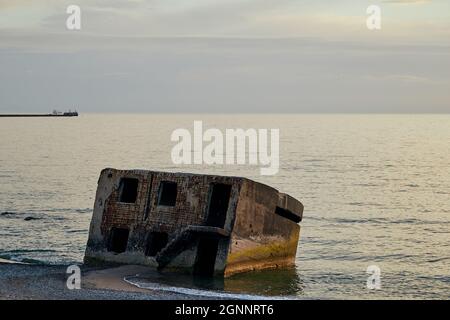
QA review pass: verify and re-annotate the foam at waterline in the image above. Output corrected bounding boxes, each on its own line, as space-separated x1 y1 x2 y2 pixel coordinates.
0 257 29 264
123 275 297 300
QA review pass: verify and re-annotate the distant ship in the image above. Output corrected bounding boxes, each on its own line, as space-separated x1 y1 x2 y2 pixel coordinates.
52 110 79 117
0 110 79 117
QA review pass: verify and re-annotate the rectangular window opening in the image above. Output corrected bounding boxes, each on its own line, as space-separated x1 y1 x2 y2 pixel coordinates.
205 183 232 228
118 178 139 203
157 181 177 206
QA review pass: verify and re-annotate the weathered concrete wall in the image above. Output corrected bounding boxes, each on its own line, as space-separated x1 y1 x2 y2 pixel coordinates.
225 179 302 276
84 168 303 277
85 169 156 266
84 168 242 274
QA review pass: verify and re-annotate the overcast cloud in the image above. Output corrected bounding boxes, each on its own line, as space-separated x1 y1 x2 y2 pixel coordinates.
0 0 449 113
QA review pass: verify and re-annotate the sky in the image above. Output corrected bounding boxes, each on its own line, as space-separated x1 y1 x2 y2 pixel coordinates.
0 0 449 113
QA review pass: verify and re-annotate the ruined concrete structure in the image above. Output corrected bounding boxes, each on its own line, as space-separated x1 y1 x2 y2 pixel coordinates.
84 168 303 277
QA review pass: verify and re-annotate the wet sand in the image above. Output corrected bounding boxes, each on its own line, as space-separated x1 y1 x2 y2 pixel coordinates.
0 261 215 300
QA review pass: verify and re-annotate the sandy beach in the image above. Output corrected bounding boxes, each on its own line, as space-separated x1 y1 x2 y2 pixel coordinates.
0 260 215 300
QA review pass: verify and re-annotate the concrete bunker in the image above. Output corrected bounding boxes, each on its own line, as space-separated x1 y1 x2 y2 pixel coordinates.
84 168 303 277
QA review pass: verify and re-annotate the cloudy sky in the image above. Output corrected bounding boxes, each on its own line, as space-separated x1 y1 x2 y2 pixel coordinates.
0 0 449 113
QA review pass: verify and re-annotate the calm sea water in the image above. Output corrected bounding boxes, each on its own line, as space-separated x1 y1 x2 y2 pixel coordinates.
0 114 449 299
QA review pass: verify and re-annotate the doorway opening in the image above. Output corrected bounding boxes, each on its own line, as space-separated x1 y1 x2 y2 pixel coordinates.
108 227 129 253
205 184 232 228
194 237 219 277
145 232 169 256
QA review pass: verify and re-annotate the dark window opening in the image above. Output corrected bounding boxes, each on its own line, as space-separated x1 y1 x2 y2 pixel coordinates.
205 184 232 228
108 227 129 253
275 206 301 223
118 178 139 203
194 237 219 277
157 181 177 206
145 232 169 256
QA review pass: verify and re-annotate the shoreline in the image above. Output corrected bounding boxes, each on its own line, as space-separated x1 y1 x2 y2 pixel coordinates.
0 260 221 300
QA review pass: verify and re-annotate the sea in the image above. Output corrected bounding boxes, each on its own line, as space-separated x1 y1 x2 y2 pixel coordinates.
0 114 449 299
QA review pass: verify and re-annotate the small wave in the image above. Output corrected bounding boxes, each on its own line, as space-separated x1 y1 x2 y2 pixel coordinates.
302 159 326 163
3 249 57 254
427 257 450 263
1 212 46 221
415 275 450 284
1 211 17 216
75 208 92 213
18 257 47 264
305 216 448 226
333 217 386 224
347 202 383 207
124 276 295 300
24 216 42 221
21 208 92 214
423 229 450 234
65 229 88 234
387 218 447 225
0 254 45 265
373 253 417 260
45 208 92 214
353 183 380 187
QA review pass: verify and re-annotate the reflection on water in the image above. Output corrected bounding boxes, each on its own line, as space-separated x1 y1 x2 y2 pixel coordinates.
224 267 303 296
130 267 303 298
